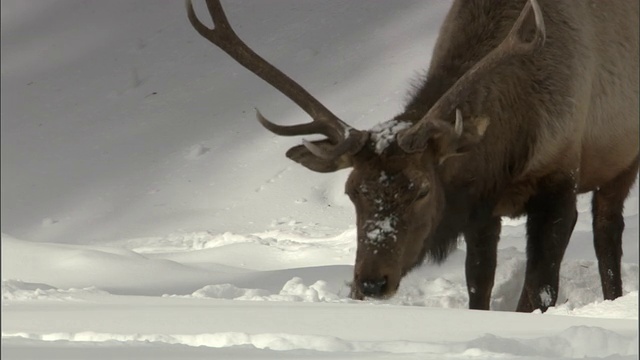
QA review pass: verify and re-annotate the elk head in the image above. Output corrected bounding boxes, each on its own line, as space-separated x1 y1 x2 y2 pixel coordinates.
186 0 544 299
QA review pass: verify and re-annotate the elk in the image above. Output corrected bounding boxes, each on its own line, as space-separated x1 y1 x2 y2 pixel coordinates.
186 0 639 312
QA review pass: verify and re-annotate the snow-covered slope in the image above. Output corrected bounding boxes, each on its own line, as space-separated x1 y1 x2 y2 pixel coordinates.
1 1 638 359
1 0 450 244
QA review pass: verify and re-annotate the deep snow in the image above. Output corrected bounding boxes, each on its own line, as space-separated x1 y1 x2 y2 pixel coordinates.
1 1 638 359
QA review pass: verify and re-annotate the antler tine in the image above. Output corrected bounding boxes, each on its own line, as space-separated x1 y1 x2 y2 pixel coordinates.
301 137 366 160
398 0 545 152
186 0 353 144
256 109 332 138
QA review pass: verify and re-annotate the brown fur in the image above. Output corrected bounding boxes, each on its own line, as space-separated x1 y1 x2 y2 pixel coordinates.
408 0 638 214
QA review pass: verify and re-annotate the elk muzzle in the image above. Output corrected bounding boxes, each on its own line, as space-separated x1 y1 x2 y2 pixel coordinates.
359 277 388 297
351 255 402 300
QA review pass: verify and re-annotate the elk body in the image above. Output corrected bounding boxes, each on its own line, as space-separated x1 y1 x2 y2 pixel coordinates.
187 0 639 312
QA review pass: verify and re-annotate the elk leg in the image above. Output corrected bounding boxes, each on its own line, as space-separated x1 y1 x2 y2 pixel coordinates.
464 215 501 310
592 159 638 300
517 180 577 312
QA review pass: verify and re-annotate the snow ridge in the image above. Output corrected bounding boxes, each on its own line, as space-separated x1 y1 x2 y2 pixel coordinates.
4 326 637 358
2 280 109 302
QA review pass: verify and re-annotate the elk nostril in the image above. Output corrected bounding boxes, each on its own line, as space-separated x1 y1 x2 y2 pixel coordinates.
360 277 388 297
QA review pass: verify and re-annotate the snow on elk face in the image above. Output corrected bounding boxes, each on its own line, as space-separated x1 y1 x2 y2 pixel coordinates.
345 122 446 299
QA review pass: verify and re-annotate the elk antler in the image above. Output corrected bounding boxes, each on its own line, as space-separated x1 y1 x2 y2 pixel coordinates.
398 0 545 152
186 0 367 157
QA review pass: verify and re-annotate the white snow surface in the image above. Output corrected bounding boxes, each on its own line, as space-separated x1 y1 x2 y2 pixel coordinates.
1 1 638 359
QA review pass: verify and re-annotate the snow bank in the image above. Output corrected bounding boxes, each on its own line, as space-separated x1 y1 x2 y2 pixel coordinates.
545 292 639 319
3 230 638 316
1 280 108 302
4 326 637 358
169 277 348 302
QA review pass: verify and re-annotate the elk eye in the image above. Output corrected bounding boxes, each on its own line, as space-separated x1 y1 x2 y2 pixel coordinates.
417 187 430 199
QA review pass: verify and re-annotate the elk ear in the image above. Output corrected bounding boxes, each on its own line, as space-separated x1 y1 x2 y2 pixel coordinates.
285 140 353 173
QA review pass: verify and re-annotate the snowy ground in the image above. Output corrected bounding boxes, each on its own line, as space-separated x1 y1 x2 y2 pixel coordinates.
1 1 638 359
